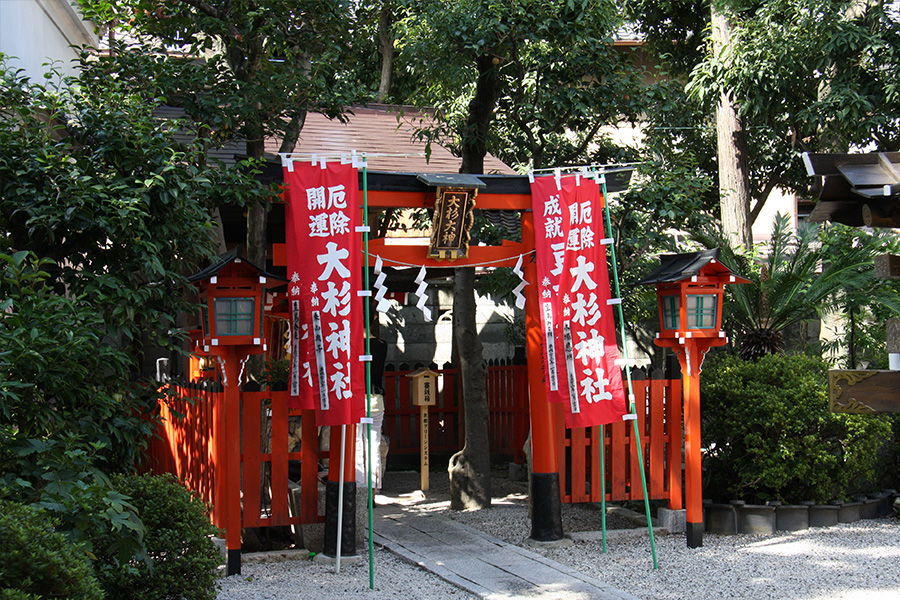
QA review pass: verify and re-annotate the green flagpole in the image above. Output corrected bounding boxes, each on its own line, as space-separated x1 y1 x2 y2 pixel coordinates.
600 171 658 570
361 157 375 588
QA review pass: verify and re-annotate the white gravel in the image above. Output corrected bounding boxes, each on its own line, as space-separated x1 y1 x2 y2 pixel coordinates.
528 519 900 600
217 471 900 600
216 549 478 600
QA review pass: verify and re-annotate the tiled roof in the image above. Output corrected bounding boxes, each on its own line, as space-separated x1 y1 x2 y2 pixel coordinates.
265 105 515 174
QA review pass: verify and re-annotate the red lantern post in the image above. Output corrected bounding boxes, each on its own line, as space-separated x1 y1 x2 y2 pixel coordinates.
635 249 748 548
188 249 286 575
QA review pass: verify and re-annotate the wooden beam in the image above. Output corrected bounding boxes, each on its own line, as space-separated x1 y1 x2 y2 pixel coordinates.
366 238 527 268
365 189 534 210
828 370 900 413
862 203 900 228
874 254 900 279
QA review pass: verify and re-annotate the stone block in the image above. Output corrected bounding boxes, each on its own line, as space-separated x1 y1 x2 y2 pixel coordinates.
657 508 686 533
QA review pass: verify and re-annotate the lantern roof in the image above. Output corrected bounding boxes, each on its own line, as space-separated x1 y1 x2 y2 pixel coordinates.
633 248 749 286
188 247 287 285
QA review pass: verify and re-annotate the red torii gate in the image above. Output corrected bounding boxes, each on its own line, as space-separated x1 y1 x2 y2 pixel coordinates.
268 167 637 543
366 177 564 540
272 171 570 540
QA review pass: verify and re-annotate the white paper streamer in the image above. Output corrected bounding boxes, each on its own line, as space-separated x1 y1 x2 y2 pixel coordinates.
512 254 527 310
373 256 391 313
217 357 227 386
414 265 432 322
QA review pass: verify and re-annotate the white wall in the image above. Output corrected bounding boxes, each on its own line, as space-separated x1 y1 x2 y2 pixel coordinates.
0 0 97 83
752 187 798 244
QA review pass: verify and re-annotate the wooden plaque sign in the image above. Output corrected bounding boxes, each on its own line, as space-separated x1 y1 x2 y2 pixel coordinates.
428 187 476 260
828 370 900 414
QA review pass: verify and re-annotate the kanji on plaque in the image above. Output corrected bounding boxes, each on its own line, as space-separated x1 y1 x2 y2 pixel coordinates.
530 173 627 428
284 161 365 426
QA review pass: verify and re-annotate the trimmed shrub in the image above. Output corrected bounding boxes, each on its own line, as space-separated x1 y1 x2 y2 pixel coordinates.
0 500 104 599
701 353 892 504
93 474 221 600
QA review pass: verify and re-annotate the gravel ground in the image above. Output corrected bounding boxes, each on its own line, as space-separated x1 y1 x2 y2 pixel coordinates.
217 469 900 600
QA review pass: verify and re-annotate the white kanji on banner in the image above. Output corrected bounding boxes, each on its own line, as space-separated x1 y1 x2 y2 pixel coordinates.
284 160 365 426
530 172 627 428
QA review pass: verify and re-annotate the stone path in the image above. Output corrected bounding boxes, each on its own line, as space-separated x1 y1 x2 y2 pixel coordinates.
374 507 641 600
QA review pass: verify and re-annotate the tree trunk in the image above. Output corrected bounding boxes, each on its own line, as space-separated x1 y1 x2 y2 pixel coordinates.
711 5 753 249
447 52 502 510
460 54 502 174
449 267 491 509
376 1 394 103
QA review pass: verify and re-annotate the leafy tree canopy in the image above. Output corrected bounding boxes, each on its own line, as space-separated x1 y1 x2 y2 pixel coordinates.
77 0 362 146
397 0 646 171
0 54 271 347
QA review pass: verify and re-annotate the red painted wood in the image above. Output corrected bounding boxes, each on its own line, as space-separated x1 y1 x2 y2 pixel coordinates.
300 409 320 523
213 385 226 529
667 378 683 509
224 350 242 553
648 379 665 498
270 392 290 526
629 386 647 501
367 238 526 269
242 392 262 527
590 425 602 502
152 373 682 544
610 412 627 499
567 428 584 502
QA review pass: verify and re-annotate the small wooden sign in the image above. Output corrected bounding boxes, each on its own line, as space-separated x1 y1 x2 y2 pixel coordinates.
428 187 476 261
407 367 439 406
828 370 900 413
406 368 441 491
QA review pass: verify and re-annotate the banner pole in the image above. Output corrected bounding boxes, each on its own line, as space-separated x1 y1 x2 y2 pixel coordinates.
600 173 658 570
336 423 346 573
361 159 375 589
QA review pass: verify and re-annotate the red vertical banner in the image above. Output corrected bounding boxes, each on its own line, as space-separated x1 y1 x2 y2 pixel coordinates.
283 160 365 426
530 173 628 428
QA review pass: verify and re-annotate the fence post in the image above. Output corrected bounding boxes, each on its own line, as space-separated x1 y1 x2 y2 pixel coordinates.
222 347 244 576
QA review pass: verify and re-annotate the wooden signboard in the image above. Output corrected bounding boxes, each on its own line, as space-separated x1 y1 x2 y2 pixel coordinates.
828 370 900 414
406 368 440 490
428 187 476 260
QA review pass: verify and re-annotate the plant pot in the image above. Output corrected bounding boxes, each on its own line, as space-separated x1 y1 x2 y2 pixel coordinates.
775 505 809 531
737 504 775 535
837 501 861 523
704 503 737 535
808 504 839 527
871 490 896 518
858 497 880 520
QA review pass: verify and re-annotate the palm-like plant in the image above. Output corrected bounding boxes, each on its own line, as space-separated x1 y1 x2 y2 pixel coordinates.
696 214 900 359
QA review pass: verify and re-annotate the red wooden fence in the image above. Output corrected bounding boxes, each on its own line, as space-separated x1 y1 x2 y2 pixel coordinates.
146 366 683 538
558 369 683 507
382 364 683 507
145 385 323 533
382 362 529 464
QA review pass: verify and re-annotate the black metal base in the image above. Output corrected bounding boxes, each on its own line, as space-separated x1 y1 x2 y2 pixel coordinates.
227 549 241 576
323 481 357 557
686 521 703 548
530 472 565 542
